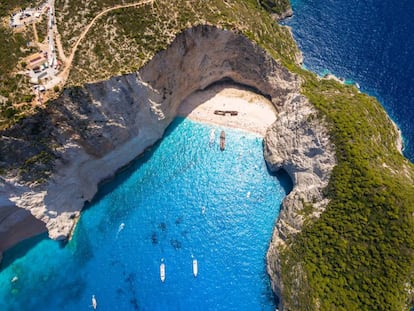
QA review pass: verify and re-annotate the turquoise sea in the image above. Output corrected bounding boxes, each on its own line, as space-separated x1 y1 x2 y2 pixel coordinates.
0 118 291 310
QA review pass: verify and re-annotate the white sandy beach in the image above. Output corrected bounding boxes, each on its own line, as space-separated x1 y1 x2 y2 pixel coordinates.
178 84 277 136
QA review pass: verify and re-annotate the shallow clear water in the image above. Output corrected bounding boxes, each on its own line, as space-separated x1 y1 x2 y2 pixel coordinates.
285 0 414 161
0 118 290 311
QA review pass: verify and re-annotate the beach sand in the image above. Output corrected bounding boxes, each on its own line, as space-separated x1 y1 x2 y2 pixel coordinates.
178 84 277 136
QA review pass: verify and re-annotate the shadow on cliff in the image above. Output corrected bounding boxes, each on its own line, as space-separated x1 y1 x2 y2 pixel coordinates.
0 232 49 271
269 167 293 196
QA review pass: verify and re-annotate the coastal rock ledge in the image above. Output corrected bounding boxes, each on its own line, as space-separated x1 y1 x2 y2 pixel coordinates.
0 25 336 307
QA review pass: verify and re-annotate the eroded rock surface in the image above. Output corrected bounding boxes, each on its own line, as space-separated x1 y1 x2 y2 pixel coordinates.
264 94 336 308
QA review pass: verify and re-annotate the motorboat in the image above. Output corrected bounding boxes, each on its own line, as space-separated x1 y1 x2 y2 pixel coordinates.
91 295 97 310
220 131 225 151
160 259 166 282
193 258 198 277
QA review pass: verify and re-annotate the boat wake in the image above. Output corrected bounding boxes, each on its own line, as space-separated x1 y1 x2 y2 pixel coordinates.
116 222 125 238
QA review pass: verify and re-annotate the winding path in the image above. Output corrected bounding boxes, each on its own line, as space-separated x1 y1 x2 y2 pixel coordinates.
56 0 154 85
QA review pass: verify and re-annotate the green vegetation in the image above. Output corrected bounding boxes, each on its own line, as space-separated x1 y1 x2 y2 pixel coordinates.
0 0 413 309
55 0 139 53
0 27 24 74
0 0 44 129
279 71 414 310
36 15 49 43
0 28 30 91
0 0 41 17
259 0 290 15
0 74 35 128
66 0 299 85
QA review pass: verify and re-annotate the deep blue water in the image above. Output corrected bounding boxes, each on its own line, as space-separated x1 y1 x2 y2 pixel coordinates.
0 118 290 310
284 0 414 162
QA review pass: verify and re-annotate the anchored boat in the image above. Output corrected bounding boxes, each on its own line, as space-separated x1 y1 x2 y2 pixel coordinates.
193 258 198 277
91 295 97 310
220 131 225 151
160 259 166 282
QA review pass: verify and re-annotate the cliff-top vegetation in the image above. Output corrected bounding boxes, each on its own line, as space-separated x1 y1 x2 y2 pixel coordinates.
258 0 290 15
56 0 299 86
1 0 413 310
0 0 47 128
281 68 414 310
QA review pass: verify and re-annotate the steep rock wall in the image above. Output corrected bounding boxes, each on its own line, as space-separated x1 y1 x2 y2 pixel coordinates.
264 94 336 309
0 25 336 309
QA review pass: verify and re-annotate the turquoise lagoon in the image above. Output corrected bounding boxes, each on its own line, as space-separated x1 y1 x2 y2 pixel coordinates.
0 118 291 310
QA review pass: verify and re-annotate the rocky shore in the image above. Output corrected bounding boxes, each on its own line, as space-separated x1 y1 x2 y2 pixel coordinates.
0 25 337 309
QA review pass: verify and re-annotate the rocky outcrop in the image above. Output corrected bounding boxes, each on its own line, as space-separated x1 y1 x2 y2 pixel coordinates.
0 25 336 309
272 7 293 21
264 93 336 309
259 0 293 21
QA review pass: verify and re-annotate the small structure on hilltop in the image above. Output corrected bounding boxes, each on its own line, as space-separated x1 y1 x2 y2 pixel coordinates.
27 53 47 70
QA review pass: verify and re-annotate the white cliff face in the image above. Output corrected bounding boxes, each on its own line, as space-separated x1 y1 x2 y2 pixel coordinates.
0 25 336 308
3 73 169 241
264 94 336 308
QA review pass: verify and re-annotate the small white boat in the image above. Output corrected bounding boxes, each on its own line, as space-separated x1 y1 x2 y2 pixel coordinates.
91 295 97 310
118 222 125 232
355 82 360 89
116 222 125 238
193 259 198 277
209 129 216 146
160 260 166 282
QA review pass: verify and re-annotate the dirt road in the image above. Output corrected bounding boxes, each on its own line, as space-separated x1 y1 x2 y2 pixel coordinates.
56 0 155 86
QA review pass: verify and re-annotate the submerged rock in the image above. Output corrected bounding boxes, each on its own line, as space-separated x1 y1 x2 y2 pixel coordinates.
170 239 182 250
158 222 167 232
151 232 158 245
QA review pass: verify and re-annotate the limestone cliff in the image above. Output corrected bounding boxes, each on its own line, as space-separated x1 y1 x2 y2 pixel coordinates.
0 25 336 308
264 92 336 308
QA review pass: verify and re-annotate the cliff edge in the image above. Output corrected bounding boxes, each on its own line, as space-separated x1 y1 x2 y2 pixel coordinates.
264 91 336 307
0 23 332 249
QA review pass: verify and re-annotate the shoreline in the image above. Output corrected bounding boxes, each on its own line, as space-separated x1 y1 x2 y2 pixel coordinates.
177 84 277 137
